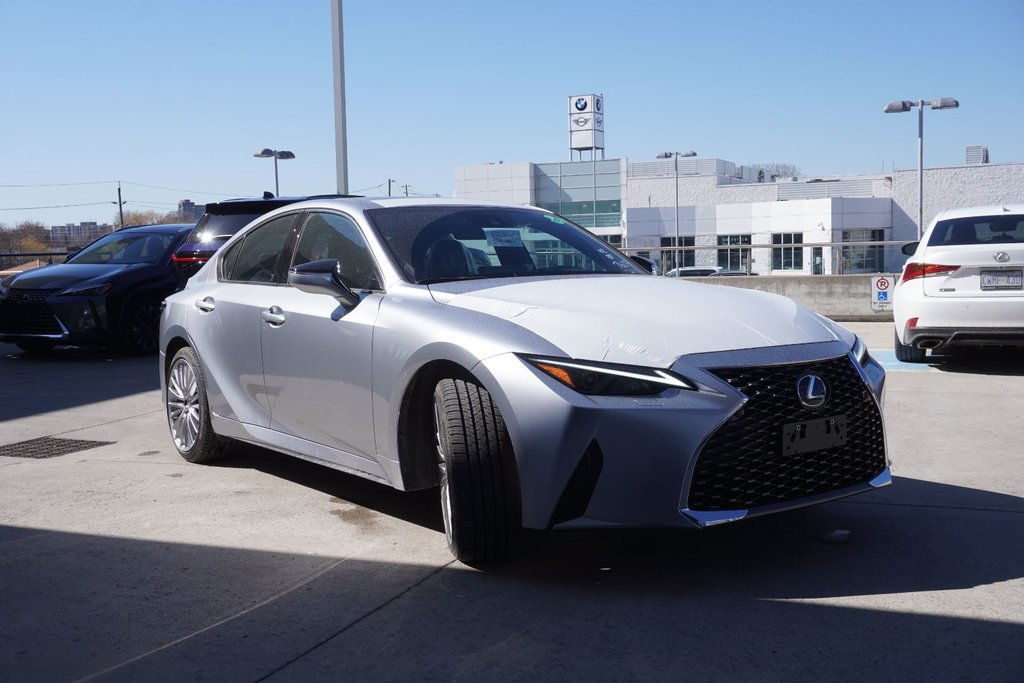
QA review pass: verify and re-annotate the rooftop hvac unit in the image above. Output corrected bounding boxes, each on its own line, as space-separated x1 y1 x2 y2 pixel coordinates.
966 145 989 165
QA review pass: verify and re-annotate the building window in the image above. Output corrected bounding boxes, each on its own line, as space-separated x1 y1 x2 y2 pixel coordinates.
841 229 884 273
660 236 695 270
771 233 804 271
600 234 623 248
717 235 750 271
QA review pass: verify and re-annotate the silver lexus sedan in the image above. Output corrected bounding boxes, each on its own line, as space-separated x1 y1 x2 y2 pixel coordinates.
159 198 889 562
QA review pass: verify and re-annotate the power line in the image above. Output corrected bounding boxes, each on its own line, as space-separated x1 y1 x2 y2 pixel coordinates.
0 201 115 211
119 181 245 197
0 181 115 188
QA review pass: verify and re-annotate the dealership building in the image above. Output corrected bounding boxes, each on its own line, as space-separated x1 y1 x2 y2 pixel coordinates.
453 95 1024 276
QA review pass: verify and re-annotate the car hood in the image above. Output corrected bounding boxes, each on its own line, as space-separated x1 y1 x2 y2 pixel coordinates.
6 263 147 290
428 276 842 366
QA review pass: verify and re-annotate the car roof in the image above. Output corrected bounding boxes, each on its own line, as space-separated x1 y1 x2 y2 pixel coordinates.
204 194 360 214
275 196 545 213
932 205 1024 222
116 223 194 234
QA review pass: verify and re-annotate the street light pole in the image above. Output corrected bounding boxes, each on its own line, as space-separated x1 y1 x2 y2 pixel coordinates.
883 97 959 239
655 150 697 272
253 148 296 197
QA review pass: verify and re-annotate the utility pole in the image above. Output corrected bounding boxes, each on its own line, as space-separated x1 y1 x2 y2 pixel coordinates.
116 182 126 228
401 184 410 197
388 179 394 197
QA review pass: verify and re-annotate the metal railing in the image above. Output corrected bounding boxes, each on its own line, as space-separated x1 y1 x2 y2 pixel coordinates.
619 240 909 276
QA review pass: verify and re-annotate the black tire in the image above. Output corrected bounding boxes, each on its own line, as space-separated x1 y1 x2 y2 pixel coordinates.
894 330 927 363
119 299 161 355
166 346 229 464
16 340 55 354
434 378 522 562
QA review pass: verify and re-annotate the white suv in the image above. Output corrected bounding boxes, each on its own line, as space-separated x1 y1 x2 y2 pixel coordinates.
893 205 1024 362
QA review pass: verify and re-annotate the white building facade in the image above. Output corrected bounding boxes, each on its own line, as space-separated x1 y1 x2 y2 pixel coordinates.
454 155 1024 276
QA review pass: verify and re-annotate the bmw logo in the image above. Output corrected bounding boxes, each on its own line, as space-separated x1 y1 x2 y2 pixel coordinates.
574 97 588 111
595 98 602 112
796 374 829 410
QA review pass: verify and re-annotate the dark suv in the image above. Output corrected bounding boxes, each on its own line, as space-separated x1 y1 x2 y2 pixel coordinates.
172 194 355 286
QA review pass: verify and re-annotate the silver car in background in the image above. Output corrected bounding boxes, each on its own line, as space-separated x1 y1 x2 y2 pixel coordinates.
160 198 889 562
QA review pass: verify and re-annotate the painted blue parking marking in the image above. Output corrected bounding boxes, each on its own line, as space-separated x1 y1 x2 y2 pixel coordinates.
870 349 939 372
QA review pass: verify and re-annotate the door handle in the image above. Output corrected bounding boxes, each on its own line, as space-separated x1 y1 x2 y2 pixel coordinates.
262 306 286 326
194 297 215 312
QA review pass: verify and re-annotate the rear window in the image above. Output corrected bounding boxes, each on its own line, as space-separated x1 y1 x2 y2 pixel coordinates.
183 212 265 249
928 216 1024 246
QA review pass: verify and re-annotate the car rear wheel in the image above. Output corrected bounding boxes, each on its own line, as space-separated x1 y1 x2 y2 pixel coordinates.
166 347 229 464
894 330 927 363
120 300 161 355
433 378 521 562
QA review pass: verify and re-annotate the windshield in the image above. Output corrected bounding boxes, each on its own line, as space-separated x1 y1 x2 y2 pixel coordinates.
928 215 1024 246
366 206 643 284
68 231 179 265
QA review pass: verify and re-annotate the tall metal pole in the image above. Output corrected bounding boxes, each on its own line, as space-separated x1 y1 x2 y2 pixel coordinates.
331 0 349 194
673 154 679 271
917 100 924 239
273 155 280 196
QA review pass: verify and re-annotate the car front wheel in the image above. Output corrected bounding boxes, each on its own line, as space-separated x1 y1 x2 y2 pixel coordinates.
433 378 522 562
166 346 229 463
120 299 161 355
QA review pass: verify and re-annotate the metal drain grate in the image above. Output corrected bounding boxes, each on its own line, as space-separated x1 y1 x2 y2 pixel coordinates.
0 437 115 459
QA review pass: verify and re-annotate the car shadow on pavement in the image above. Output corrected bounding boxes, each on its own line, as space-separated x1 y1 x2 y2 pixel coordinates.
216 441 445 533
0 342 159 422
926 347 1024 375
2 474 1021 682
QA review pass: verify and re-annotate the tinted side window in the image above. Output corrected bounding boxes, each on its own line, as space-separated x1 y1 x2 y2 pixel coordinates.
223 215 298 283
292 212 379 290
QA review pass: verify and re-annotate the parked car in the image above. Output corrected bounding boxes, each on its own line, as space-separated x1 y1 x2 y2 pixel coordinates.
0 223 192 354
894 205 1024 362
160 198 889 562
172 194 355 286
666 266 721 277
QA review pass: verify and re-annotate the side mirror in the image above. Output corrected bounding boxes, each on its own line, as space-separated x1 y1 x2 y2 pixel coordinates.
288 259 361 308
629 254 657 274
901 242 919 256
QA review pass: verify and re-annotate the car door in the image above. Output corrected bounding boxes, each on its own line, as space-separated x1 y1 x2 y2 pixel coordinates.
259 210 383 467
189 213 299 427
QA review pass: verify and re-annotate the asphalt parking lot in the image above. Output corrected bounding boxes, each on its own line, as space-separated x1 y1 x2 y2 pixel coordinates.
1 322 1021 682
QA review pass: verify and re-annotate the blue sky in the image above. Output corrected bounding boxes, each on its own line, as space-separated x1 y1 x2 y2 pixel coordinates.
1 0 1022 227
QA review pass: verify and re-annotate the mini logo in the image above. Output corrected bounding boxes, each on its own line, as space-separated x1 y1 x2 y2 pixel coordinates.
573 116 589 127
796 374 828 410
994 252 1010 263
574 97 588 111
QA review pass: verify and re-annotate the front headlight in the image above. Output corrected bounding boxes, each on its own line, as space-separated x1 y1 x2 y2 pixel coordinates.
521 355 696 396
852 335 870 367
58 283 114 297
0 274 15 298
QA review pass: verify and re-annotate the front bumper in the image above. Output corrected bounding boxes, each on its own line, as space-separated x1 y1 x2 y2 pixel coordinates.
0 289 113 346
476 340 888 531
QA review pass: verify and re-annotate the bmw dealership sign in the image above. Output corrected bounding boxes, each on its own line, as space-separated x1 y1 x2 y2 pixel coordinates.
568 94 604 153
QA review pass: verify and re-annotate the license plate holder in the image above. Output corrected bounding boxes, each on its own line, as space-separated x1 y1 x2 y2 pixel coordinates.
782 415 847 456
981 270 1022 291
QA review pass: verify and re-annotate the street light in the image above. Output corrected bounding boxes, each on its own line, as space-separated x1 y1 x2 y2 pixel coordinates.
655 150 697 272
883 97 959 239
253 148 296 196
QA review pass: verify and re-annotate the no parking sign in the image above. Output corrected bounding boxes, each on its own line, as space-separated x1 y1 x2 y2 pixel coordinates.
871 275 894 312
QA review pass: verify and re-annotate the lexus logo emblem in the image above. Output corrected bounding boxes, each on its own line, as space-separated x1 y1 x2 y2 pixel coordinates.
994 252 1010 263
796 374 828 410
